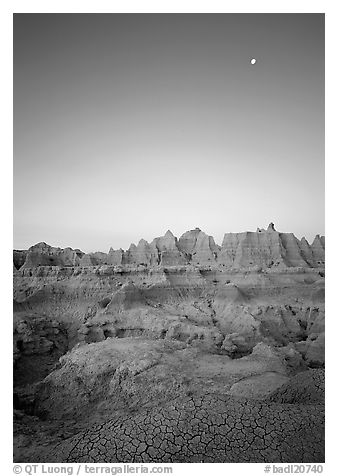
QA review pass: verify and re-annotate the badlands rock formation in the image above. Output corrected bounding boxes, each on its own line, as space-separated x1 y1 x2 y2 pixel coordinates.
14 223 325 271
16 242 84 269
13 224 325 463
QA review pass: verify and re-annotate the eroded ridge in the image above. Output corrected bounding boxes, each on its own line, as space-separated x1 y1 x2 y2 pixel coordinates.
41 392 324 463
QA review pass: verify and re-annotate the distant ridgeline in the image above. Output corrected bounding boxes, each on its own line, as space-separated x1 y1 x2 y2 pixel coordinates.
13 223 325 270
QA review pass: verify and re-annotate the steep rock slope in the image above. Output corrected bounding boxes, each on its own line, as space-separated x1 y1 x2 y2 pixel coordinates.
218 223 318 269
178 228 219 265
151 230 187 266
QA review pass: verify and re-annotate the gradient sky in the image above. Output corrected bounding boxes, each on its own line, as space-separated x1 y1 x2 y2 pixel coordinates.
14 13 324 252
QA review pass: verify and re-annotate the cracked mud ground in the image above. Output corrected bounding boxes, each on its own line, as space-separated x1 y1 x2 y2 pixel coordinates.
36 370 324 463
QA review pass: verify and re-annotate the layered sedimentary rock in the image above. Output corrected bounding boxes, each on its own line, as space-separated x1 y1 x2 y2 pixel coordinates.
218 223 323 269
299 237 315 266
14 224 325 270
178 228 220 265
218 229 285 268
13 250 28 270
79 254 97 267
108 248 123 265
151 230 187 266
20 242 84 269
124 239 159 266
311 235 325 265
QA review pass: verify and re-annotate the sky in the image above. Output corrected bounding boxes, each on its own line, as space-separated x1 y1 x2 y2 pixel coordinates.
13 13 324 252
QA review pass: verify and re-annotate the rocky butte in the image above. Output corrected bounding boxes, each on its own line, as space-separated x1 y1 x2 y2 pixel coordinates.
14 223 324 270
13 224 325 463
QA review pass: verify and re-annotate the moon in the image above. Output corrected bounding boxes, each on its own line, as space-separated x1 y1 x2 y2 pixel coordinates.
250 58 257 65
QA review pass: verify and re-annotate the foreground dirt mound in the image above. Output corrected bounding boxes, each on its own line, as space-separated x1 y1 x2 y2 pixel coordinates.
266 369 324 404
34 338 290 422
36 391 324 463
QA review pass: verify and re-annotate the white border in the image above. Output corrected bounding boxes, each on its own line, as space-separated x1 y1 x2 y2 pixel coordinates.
3 1 336 473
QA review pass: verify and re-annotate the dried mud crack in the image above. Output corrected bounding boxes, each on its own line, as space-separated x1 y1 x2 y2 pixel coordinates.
37 389 324 463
